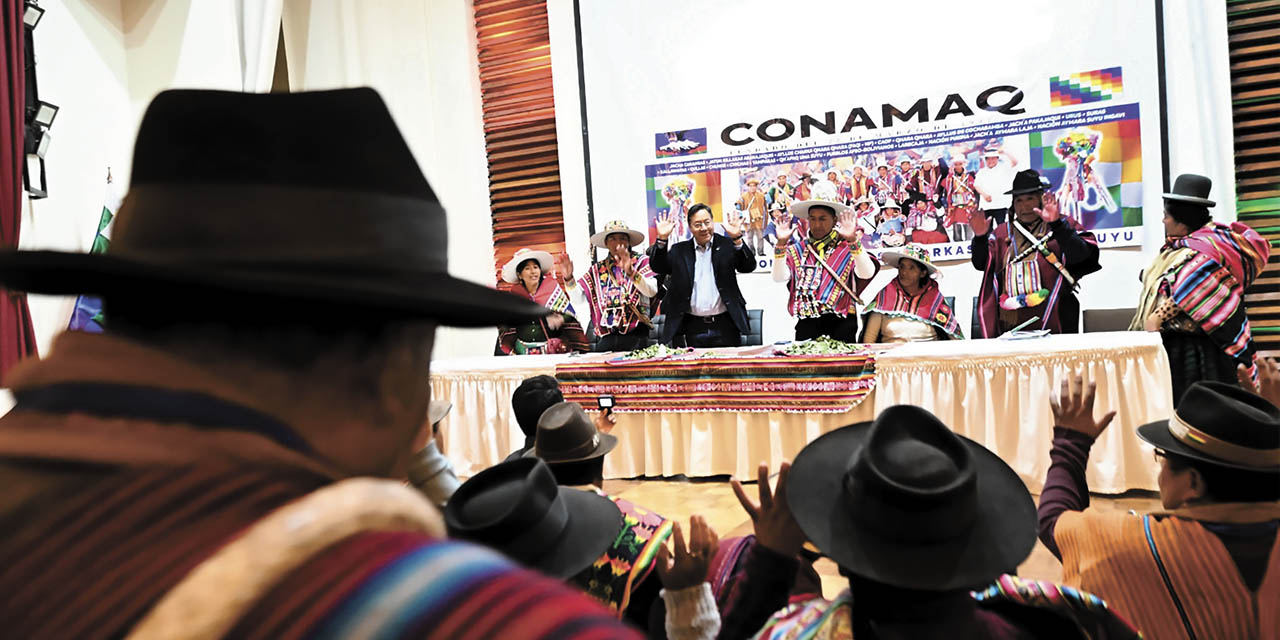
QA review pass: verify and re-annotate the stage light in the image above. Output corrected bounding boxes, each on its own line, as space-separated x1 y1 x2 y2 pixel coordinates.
24 156 46 199
24 1 43 29
31 100 57 128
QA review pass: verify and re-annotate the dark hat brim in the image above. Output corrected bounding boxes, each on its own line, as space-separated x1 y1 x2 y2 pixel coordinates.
1162 193 1216 208
0 250 549 327
1003 186 1045 196
525 432 618 463
530 488 625 578
786 422 1037 591
1136 420 1278 472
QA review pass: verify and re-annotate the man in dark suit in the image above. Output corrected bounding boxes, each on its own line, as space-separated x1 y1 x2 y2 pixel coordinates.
649 203 756 347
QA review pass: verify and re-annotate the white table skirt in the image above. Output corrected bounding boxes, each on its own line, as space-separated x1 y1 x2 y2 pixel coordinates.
431 331 1172 492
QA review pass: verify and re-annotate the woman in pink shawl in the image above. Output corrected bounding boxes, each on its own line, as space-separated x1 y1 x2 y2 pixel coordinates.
497 248 590 354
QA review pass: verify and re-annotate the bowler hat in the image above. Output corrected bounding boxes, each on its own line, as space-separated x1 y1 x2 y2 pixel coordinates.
1162 173 1216 207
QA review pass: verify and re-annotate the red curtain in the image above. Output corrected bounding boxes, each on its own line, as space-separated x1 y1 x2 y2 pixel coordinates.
0 0 36 382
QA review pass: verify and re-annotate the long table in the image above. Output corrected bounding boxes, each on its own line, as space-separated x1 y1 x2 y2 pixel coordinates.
430 332 1173 493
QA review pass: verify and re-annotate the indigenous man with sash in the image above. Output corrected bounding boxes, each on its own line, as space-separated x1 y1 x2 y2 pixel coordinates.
771 182 879 342
557 220 659 352
971 169 1101 337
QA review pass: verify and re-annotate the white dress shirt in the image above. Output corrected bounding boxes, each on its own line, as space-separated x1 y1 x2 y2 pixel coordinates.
975 162 1016 210
690 239 727 317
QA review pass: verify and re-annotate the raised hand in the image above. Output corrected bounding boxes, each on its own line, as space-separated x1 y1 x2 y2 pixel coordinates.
835 210 859 243
1036 193 1062 223
656 210 676 240
545 312 564 331
970 210 991 236
731 461 806 556
773 211 794 243
554 253 575 284
1239 359 1280 408
723 208 745 240
1050 375 1117 440
615 251 634 276
655 515 720 591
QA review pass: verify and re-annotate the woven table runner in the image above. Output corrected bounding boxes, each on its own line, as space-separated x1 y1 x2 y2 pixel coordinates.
555 349 876 413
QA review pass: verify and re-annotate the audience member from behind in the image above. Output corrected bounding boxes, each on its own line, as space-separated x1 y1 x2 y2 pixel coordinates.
529 401 677 633
506 374 564 461
0 89 638 639
1040 377 1280 639
447 457 721 639
732 406 1139 639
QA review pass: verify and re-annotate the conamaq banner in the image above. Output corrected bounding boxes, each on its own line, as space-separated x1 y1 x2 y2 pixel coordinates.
580 0 1165 265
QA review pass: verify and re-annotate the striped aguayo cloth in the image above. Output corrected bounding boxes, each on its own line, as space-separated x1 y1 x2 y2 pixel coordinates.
555 351 876 413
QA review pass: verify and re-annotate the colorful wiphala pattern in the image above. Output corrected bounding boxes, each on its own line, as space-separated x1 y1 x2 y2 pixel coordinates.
1050 67 1123 107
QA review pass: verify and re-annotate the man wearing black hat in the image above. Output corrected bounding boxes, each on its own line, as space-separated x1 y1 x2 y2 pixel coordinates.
446 457 722 639
1040 377 1280 638
970 168 1101 337
726 405 1138 639
0 90 638 638
525 401 689 634
1131 173 1272 402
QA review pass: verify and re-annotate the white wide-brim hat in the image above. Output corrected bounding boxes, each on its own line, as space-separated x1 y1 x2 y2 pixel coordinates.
590 220 645 249
881 244 939 276
501 248 555 284
790 199 850 219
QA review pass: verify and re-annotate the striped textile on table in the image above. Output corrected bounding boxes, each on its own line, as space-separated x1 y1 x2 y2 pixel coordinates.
556 350 876 413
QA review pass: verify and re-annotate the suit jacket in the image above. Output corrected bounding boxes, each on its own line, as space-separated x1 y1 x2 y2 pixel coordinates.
649 233 756 344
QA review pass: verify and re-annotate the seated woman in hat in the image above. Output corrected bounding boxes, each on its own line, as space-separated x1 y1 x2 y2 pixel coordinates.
862 244 962 343
556 221 659 352
714 406 1138 639
1039 377 1280 639
497 248 590 355
1130 173 1271 402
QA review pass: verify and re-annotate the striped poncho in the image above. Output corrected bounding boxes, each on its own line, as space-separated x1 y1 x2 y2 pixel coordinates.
864 278 963 340
780 234 876 319
1135 221 1270 374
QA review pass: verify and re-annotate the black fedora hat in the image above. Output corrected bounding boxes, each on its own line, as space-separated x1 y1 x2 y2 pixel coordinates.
444 457 623 578
786 405 1036 591
0 89 547 327
1138 381 1279 471
1162 173 1216 208
526 401 618 463
1004 169 1052 196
